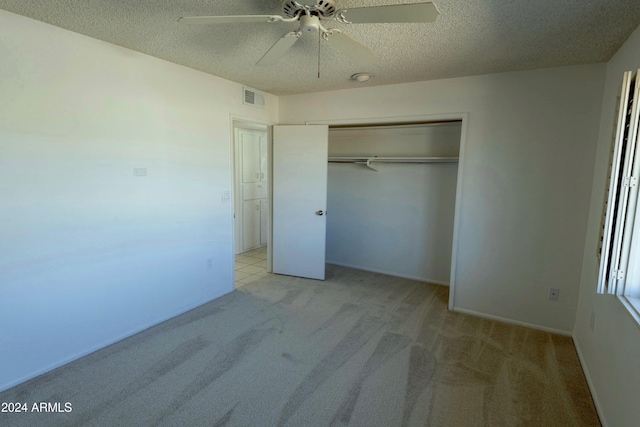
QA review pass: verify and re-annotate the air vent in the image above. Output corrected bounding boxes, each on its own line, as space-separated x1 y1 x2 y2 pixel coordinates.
243 87 265 109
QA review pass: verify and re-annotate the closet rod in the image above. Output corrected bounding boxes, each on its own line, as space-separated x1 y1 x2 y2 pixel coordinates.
328 156 458 171
329 121 461 131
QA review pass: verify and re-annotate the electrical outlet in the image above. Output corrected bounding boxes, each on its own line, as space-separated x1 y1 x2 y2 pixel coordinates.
590 310 596 331
549 288 560 301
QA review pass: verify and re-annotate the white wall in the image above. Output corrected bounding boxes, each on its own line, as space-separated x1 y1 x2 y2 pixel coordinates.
0 10 277 391
280 64 605 334
327 163 458 284
574 24 640 427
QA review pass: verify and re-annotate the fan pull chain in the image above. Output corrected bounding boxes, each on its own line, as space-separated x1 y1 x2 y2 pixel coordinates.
317 29 321 79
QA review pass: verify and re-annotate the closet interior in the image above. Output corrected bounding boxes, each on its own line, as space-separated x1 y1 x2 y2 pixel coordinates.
326 121 461 285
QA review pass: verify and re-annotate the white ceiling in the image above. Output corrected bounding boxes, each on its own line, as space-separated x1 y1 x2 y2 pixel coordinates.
1 0 639 95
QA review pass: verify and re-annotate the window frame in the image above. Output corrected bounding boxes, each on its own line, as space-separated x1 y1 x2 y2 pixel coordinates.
598 69 640 325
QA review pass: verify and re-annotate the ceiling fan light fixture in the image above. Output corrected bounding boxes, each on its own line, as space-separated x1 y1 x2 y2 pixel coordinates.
351 73 372 83
179 1 439 68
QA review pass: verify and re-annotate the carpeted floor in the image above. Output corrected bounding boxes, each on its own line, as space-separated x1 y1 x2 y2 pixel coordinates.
0 265 600 426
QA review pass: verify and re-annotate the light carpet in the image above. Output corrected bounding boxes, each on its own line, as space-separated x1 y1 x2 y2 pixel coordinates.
0 265 600 426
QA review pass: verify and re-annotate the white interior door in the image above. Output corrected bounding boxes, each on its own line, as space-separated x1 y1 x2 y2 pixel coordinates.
272 125 328 280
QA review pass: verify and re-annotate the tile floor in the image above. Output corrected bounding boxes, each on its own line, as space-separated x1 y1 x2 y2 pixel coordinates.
235 246 269 288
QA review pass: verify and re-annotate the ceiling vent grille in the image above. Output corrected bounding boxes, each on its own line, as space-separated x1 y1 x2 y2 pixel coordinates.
243 87 265 109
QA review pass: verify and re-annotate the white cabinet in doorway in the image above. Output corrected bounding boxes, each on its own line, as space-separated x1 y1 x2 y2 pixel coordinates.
236 129 269 253
242 199 269 250
241 130 268 187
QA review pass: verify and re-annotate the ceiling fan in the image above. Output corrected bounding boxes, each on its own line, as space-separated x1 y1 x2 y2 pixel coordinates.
179 1 439 67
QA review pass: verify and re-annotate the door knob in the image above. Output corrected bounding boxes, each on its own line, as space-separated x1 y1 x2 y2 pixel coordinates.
315 210 324 216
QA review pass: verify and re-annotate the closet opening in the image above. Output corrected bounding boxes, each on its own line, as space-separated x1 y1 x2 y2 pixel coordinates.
326 120 462 286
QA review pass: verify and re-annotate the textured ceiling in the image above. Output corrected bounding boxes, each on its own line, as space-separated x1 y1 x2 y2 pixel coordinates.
1 0 640 95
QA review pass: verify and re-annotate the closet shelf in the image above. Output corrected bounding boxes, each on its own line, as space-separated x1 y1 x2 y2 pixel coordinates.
328 156 459 171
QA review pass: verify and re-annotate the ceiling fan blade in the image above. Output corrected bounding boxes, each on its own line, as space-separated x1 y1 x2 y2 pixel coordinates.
326 31 378 67
257 32 301 67
339 2 439 24
178 15 280 25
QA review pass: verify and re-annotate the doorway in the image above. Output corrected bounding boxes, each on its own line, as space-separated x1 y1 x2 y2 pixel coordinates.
231 119 270 288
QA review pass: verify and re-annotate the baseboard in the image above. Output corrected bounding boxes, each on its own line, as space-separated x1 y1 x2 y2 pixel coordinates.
0 286 233 393
451 307 572 336
572 336 608 427
326 261 450 286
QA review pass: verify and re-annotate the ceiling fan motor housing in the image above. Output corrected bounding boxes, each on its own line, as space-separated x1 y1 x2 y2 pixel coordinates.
282 0 337 19
300 15 320 32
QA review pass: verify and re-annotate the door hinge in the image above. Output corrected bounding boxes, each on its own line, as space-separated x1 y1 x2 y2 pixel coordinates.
612 269 625 280
623 176 637 188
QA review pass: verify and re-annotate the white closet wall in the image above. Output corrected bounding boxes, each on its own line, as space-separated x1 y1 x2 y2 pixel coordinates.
326 122 461 284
